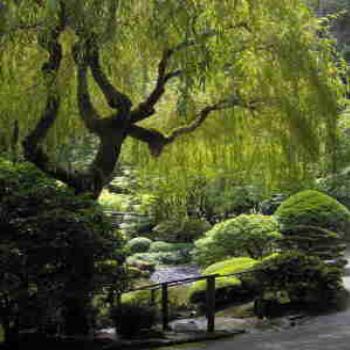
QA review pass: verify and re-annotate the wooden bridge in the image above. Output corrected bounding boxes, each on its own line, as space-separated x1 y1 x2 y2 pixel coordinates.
119 268 260 333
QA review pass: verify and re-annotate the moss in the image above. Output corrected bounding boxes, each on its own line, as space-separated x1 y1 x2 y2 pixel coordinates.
189 257 257 303
275 190 350 238
121 286 190 309
122 290 156 305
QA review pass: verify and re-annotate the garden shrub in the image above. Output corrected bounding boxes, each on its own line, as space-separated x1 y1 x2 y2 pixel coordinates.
189 257 258 305
0 158 125 342
152 217 211 243
275 190 350 264
126 237 152 254
111 303 157 337
127 250 192 267
202 182 264 221
121 287 191 315
194 214 281 266
126 255 156 272
252 251 344 317
275 190 350 238
149 241 193 253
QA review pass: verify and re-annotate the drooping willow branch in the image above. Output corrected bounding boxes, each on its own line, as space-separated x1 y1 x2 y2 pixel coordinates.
21 14 256 197
127 98 250 157
130 48 182 124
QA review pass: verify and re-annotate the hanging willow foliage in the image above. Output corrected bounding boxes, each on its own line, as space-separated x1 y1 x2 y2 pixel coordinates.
0 0 347 202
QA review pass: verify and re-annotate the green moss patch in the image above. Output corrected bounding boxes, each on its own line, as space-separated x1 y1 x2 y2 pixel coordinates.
189 257 257 303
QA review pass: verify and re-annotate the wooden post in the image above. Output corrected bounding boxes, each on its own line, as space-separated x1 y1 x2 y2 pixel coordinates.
150 289 156 305
161 283 169 331
116 292 121 309
206 276 216 333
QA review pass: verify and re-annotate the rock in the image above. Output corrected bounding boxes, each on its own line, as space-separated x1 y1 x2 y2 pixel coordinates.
170 319 201 332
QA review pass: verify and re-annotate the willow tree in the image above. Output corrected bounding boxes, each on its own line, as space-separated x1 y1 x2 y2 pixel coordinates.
0 0 345 199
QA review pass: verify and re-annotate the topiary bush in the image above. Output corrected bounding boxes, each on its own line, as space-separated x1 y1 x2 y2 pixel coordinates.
189 257 258 305
126 237 152 254
275 190 350 238
275 190 350 264
152 217 211 243
194 214 281 266
252 251 344 318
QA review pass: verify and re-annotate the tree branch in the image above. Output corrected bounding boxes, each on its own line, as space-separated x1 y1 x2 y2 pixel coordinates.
127 98 244 157
127 97 256 157
87 38 132 118
130 49 182 123
130 25 251 124
75 63 103 134
22 3 78 188
127 125 170 157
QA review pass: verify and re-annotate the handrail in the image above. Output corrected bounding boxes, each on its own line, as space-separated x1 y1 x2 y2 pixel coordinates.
119 266 266 333
124 267 263 293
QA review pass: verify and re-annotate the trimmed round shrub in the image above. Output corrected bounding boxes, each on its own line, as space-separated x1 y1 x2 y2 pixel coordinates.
252 251 344 317
189 257 258 305
126 237 152 254
275 190 350 238
194 214 281 266
152 218 211 242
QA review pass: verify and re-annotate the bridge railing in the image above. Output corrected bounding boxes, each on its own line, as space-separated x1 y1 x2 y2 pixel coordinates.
118 268 262 333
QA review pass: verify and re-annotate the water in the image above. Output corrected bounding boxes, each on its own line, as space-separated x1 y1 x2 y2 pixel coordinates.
150 265 200 284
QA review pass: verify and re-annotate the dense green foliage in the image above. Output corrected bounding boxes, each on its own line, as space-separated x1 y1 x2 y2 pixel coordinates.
194 214 281 266
275 190 350 238
111 303 157 337
149 241 193 253
189 257 257 304
0 158 125 341
253 251 344 315
152 218 211 242
126 237 152 254
0 0 344 208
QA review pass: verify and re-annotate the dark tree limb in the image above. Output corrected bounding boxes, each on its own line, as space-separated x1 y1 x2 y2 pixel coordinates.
130 49 182 123
127 98 245 157
130 25 251 124
87 38 132 118
76 64 103 135
22 3 81 190
127 125 170 157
